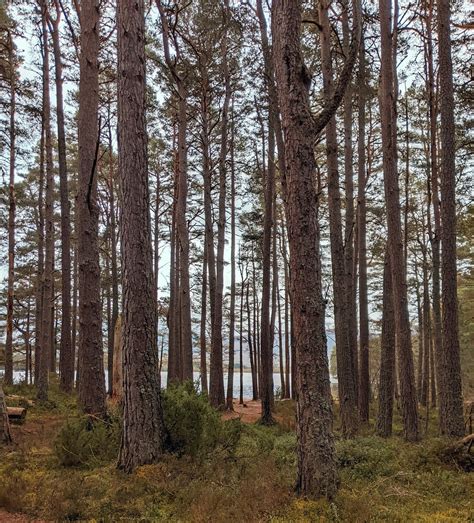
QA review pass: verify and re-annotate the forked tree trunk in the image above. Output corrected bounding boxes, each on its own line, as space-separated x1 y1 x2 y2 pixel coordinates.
117 0 165 472
273 0 338 499
76 0 106 416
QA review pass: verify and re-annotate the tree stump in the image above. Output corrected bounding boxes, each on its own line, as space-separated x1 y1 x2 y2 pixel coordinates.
0 384 12 444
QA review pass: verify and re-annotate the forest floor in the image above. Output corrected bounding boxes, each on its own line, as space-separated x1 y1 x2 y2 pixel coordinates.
0 383 473 522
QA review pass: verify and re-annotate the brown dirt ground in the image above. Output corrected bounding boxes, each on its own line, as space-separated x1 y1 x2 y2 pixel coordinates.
222 399 263 423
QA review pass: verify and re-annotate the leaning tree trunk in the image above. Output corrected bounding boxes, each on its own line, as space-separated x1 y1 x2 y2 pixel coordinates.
76 0 107 416
117 0 165 472
436 0 465 438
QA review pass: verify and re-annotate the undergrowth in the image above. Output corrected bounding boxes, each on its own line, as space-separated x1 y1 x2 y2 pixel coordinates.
0 383 472 522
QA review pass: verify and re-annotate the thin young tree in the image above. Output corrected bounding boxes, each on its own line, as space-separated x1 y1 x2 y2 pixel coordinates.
48 1 73 392
256 0 276 424
117 0 165 472
4 26 16 386
37 0 55 402
357 37 370 422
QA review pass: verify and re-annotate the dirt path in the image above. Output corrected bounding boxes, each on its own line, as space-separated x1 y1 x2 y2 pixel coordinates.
222 399 263 423
0 509 45 523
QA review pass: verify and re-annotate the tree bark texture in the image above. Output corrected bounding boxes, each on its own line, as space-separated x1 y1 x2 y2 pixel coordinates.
117 0 165 472
76 0 107 416
273 0 338 499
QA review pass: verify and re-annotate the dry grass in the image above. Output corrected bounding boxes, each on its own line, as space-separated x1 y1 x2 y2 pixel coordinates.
0 386 472 522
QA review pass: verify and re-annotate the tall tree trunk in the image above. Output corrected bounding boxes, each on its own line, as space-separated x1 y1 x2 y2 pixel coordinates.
246 280 258 401
415 267 424 401
342 0 358 406
117 0 165 472
156 0 192 382
167 168 179 383
200 245 208 395
239 266 245 405
376 249 396 437
4 29 16 386
71 245 78 386
273 0 339 498
425 0 442 414
210 4 231 408
357 37 370 422
34 120 45 385
49 3 73 393
281 218 291 398
176 89 193 382
256 0 277 424
319 0 358 437
76 0 106 416
421 247 431 407
436 0 464 437
200 64 218 395
226 103 237 410
379 0 418 440
38 3 55 402
277 277 285 398
107 115 119 395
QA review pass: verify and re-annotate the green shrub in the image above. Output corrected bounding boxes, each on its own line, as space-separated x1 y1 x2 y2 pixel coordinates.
54 415 121 468
336 436 396 480
162 382 241 459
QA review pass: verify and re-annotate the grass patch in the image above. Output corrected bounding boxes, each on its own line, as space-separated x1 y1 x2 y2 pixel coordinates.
0 385 472 522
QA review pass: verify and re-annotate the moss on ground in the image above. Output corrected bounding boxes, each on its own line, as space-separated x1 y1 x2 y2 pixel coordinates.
0 384 472 522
